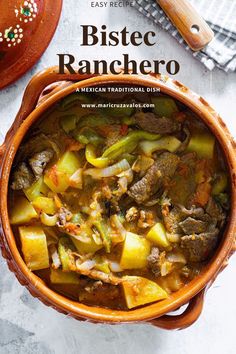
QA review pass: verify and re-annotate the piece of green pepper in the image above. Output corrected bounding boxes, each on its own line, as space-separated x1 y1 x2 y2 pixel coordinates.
85 144 110 168
60 115 78 133
151 96 179 118
102 131 160 160
58 236 76 271
73 127 104 146
93 219 111 253
187 133 215 159
139 136 182 156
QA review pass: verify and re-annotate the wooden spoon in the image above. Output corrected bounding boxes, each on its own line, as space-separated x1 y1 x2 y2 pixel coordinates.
157 0 214 51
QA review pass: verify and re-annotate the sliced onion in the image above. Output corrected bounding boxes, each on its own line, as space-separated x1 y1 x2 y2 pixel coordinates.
160 261 173 276
49 244 61 269
167 252 187 264
92 232 103 245
40 212 58 226
109 261 123 273
84 159 130 179
117 168 133 183
110 214 126 242
114 168 133 198
69 168 83 189
76 259 96 271
116 176 128 196
132 155 154 173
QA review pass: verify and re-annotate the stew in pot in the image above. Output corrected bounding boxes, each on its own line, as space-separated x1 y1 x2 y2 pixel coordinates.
9 88 230 310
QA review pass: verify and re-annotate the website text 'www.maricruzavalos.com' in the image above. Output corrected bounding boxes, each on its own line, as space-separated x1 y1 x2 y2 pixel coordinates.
81 102 155 109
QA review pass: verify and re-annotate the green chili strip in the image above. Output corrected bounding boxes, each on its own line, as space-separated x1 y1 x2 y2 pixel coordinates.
85 144 110 168
102 131 160 160
73 127 104 146
93 220 111 253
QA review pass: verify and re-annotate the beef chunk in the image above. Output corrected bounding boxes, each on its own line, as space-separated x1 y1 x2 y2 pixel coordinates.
181 230 219 262
163 203 220 239
178 205 205 219
11 148 54 190
29 149 54 180
163 206 183 235
135 112 180 134
206 197 226 225
179 217 209 234
147 247 160 277
163 205 205 235
128 152 180 204
11 162 34 190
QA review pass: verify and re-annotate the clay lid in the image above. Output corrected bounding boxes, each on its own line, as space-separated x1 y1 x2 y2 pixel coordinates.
0 0 62 89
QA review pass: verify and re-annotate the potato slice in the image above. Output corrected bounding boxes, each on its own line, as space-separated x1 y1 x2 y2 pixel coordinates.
32 196 56 215
44 151 81 193
120 231 151 269
10 196 38 225
44 169 70 193
50 269 79 284
19 226 49 271
71 236 103 255
146 223 171 250
122 276 168 309
57 151 81 175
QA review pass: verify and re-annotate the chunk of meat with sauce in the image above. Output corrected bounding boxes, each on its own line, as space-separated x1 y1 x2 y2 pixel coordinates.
128 152 180 204
206 197 226 227
167 152 197 206
179 217 209 234
11 148 54 190
181 229 219 262
29 149 54 180
134 112 181 134
163 205 205 235
147 247 160 277
11 162 34 190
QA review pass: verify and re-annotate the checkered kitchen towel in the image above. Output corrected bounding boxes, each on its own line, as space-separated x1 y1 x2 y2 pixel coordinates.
133 0 236 72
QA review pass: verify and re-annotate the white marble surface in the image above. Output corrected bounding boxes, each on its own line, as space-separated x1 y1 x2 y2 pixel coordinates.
0 1 235 353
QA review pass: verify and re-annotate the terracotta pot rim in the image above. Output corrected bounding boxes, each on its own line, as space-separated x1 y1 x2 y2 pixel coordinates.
1 74 236 323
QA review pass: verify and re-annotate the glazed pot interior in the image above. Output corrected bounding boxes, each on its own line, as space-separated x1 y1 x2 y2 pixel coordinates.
1 75 235 323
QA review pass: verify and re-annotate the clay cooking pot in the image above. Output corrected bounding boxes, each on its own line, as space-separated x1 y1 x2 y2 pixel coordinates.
0 67 235 329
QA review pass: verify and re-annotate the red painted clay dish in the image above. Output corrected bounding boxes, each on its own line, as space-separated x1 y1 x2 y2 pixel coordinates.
0 1 62 89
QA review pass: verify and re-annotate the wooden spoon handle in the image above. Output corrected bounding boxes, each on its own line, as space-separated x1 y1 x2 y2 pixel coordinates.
157 0 214 51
